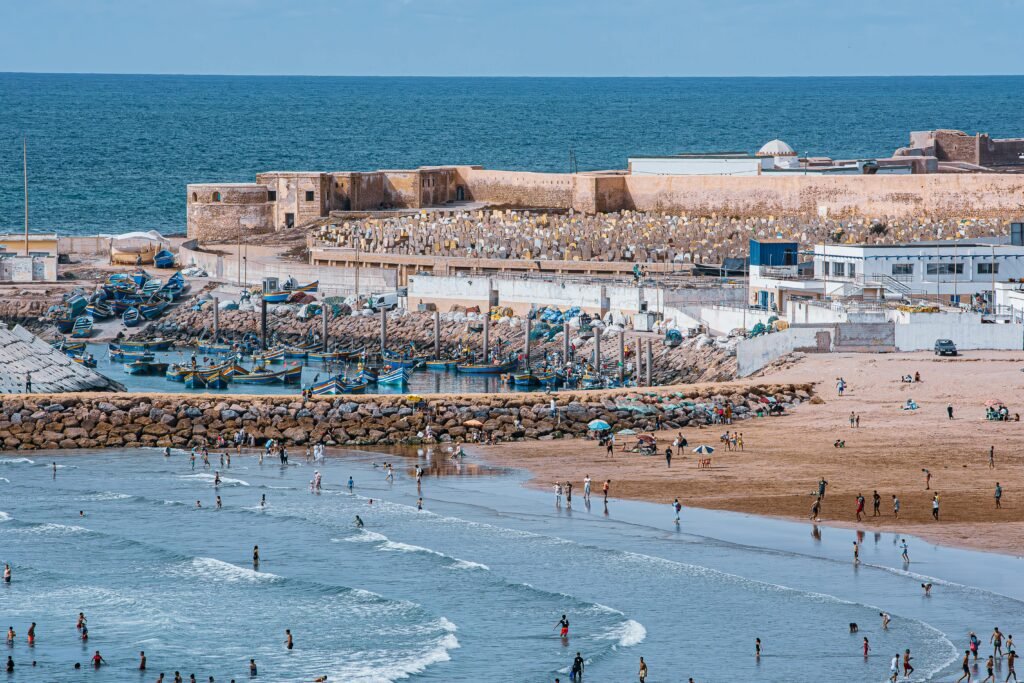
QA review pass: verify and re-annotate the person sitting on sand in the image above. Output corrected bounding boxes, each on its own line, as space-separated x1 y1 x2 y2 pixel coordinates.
902 399 918 411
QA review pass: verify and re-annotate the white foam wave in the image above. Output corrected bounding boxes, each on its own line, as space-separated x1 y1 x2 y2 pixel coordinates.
179 473 249 486
0 511 11 522
0 458 34 465
344 529 388 543
186 557 279 583
338 632 460 683
0 478 8 483
608 619 647 648
450 559 490 571
32 522 88 535
84 491 133 501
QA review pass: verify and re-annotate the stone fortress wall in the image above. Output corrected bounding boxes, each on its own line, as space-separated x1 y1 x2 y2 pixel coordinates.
186 129 1024 242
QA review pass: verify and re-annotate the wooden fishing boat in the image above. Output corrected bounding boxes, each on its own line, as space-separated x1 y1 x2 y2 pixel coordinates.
63 294 88 317
376 366 410 386
535 370 560 386
343 381 368 394
283 346 310 360
108 345 154 362
232 368 281 385
124 360 169 375
309 376 344 396
424 359 456 371
85 302 114 320
71 355 97 369
71 316 94 339
581 373 605 390
262 280 319 303
204 371 229 390
153 249 176 269
456 361 515 374
280 365 303 385
53 317 76 333
357 368 378 383
512 372 538 386
165 364 188 382
183 370 207 389
196 341 232 355
307 350 349 363
252 347 285 364
51 338 86 354
382 353 424 370
138 300 169 320
122 307 141 327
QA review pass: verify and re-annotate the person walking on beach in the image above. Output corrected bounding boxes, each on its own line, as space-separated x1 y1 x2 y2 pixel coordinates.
901 539 910 563
850 411 856 428
284 629 293 650
932 493 940 520
990 446 996 469
673 498 682 523
1007 649 1018 682
856 494 865 522
565 481 573 509
810 497 821 521
948 403 955 419
583 475 591 502
923 468 932 490
994 628 1005 658
665 446 672 468
881 612 891 630
996 483 1003 509
863 637 871 658
893 495 901 519
890 653 900 682
554 483 562 508
853 541 860 565
638 656 648 682
603 480 610 502
983 655 997 683
873 491 881 517
818 477 829 499
755 638 762 658
348 476 354 492
556 615 570 639
957 650 972 683
837 377 846 396
904 649 915 678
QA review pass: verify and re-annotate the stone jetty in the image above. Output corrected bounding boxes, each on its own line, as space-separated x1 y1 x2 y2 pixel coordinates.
0 382 812 450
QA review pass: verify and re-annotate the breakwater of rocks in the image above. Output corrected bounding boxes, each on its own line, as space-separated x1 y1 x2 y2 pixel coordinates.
0 383 813 450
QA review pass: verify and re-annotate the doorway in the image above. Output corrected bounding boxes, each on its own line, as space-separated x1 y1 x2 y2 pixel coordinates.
285 213 295 229
456 185 465 202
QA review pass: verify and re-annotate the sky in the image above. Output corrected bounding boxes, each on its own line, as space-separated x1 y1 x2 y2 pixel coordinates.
2 0 1023 77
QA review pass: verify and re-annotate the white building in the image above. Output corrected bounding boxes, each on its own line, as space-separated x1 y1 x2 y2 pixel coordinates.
750 237 1024 310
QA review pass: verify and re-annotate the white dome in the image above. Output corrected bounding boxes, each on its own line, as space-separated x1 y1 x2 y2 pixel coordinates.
757 139 796 157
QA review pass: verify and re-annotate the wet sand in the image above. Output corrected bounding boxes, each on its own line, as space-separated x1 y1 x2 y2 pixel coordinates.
475 351 1024 556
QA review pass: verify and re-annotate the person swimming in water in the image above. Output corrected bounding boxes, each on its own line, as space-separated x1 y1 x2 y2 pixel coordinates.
354 515 364 528
347 476 354 492
253 545 260 568
260 494 266 509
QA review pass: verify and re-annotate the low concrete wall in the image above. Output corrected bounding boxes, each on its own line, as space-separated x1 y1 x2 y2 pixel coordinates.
699 305 776 336
0 384 814 450
893 320 1024 351
737 325 833 377
180 240 396 298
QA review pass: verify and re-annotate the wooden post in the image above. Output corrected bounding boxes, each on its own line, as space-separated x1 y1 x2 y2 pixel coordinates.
260 297 267 351
524 317 531 370
482 313 490 364
563 319 571 364
433 310 441 359
594 327 602 377
618 331 625 385
380 307 387 356
645 339 653 386
213 297 219 343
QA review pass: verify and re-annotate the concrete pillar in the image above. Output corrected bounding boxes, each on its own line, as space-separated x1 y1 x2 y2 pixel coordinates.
524 318 531 370
594 327 602 376
322 301 329 353
645 339 653 386
482 313 490 363
563 322 570 365
380 307 387 355
260 297 267 350
213 297 219 343
618 331 625 385
433 310 441 359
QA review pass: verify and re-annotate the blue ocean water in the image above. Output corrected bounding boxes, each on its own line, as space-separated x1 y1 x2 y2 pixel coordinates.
2 449 1022 682
2 73 1024 235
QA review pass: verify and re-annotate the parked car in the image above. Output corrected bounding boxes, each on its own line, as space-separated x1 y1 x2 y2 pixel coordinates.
934 339 958 356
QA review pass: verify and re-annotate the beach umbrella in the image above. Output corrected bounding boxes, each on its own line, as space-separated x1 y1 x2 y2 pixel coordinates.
587 419 611 431
616 428 636 436
463 419 483 428
693 445 715 454
637 434 657 444
405 395 422 403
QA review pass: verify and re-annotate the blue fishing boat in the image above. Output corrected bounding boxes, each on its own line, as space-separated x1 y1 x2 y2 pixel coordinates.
357 367 378 384
283 346 310 360
71 355 98 369
262 280 318 303
424 359 456 371
64 294 88 317
51 338 86 354
120 338 173 352
307 350 349 363
124 360 169 375
232 368 282 385
138 300 169 320
456 361 516 374
165 364 188 382
382 353 424 370
108 345 155 363
376 366 410 386
309 376 344 396
122 307 141 327
581 373 605 390
343 381 368 394
512 372 538 386
280 365 303 385
53 317 76 333
252 347 285 364
71 316 94 339
85 302 114 320
153 249 176 268
204 371 229 390
197 342 232 355
183 371 207 389
130 270 151 288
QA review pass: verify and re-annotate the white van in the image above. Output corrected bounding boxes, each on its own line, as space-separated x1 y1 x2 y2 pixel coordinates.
364 292 399 312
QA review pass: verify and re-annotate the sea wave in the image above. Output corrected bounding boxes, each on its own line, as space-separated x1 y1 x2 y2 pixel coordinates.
183 557 280 583
605 619 647 648
339 632 460 683
0 458 34 465
0 511 11 522
179 473 250 486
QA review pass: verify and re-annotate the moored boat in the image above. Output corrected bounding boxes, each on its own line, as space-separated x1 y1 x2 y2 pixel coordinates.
124 360 169 375
376 366 410 386
85 303 114 320
71 316 94 339
424 359 456 371
153 249 176 269
456 361 516 374
122 307 141 327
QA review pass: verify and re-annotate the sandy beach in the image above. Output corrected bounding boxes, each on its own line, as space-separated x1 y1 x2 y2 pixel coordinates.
476 351 1024 556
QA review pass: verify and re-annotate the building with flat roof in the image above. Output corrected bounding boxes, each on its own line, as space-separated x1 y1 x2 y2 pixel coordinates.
0 232 59 282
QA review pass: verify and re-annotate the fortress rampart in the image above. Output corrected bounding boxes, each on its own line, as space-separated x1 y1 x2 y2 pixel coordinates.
187 166 1024 242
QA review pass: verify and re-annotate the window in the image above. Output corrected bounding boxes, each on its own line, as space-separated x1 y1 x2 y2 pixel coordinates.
925 263 963 275
978 262 999 274
305 190 315 202
191 192 198 202
848 263 856 278
267 190 277 202
831 261 845 277
892 263 913 275
212 192 221 203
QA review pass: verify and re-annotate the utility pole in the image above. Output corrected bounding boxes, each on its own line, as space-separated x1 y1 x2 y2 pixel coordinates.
23 137 29 256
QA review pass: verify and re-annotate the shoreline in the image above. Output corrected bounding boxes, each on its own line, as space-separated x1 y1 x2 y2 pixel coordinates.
470 350 1024 558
